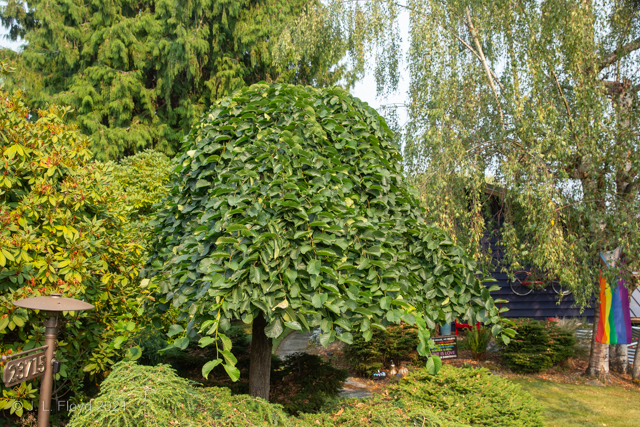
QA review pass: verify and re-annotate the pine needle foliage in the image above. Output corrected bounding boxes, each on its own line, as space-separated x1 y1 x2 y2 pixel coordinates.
389 365 544 427
66 362 206 427
500 319 575 373
0 0 349 160
67 361 468 427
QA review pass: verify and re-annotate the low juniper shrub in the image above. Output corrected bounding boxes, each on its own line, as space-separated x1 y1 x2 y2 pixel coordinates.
68 362 474 427
500 318 575 373
389 365 544 426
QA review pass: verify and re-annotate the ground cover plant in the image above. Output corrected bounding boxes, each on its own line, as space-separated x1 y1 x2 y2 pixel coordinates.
65 361 465 427
500 319 575 373
148 82 513 399
390 365 544 426
344 322 422 376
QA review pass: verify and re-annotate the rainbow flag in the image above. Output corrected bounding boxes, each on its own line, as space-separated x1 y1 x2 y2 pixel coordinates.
596 272 632 345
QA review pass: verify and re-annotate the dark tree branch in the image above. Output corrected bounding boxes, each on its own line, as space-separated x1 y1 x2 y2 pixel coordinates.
602 79 638 97
599 36 640 72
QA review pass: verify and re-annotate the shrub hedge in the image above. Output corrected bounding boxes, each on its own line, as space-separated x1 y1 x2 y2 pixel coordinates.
500 318 575 373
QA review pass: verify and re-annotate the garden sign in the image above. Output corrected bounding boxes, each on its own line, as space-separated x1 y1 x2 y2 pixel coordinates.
1 293 94 427
432 335 458 360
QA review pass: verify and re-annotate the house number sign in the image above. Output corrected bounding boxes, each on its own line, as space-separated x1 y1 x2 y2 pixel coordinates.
2 345 48 387
0 293 94 427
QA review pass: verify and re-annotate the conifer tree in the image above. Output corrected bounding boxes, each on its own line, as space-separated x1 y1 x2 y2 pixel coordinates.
0 0 347 159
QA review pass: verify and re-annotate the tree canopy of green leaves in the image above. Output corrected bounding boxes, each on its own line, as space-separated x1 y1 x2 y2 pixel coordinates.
0 66 172 401
149 82 512 380
290 1 640 310
0 0 348 160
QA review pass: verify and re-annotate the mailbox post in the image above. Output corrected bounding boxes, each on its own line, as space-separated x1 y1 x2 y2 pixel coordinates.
1 293 94 427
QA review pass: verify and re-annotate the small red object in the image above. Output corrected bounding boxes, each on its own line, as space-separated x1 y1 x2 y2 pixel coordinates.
454 319 481 335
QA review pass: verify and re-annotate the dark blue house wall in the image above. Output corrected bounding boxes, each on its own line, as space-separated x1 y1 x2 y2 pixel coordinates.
485 238 594 322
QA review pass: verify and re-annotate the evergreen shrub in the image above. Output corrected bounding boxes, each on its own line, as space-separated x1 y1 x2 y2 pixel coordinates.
66 361 462 427
389 365 544 426
465 326 492 361
300 397 469 427
270 352 348 415
500 318 575 373
344 323 423 376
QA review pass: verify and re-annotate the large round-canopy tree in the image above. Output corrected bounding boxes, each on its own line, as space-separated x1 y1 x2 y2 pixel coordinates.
149 83 512 399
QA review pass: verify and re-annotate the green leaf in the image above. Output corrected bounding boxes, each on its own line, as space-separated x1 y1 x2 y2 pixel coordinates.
337 332 353 344
491 324 503 336
199 336 215 347
285 269 298 282
380 296 392 310
219 333 232 351
113 336 126 349
307 259 321 275
250 265 262 283
264 318 283 338
401 313 416 325
167 324 184 338
284 321 302 330
223 364 241 382
125 346 142 361
426 355 442 375
220 349 237 366
174 337 189 350
202 359 222 379
319 331 333 347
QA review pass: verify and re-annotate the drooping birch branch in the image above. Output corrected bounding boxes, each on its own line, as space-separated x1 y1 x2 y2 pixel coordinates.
465 6 505 128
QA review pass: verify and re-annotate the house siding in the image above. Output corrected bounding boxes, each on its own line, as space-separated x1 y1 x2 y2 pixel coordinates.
486 238 594 321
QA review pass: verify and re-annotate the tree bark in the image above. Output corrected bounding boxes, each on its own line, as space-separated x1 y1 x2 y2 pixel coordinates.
610 344 628 374
585 298 610 382
249 313 273 400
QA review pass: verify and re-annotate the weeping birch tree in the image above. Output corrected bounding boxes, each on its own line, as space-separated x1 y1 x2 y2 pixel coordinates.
276 0 640 380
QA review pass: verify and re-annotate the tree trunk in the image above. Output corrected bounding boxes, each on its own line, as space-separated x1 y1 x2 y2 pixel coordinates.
249 313 272 400
609 344 628 374
585 298 610 382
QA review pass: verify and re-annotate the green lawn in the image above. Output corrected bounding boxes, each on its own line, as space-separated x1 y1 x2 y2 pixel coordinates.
513 378 640 427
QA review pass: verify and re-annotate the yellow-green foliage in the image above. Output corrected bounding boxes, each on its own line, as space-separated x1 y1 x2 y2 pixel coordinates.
110 150 173 219
66 362 466 427
0 84 154 400
389 365 544 426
